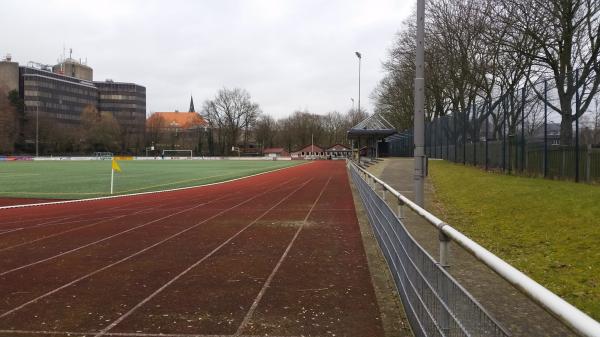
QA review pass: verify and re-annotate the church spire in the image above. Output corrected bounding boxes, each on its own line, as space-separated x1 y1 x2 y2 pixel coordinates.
189 95 195 113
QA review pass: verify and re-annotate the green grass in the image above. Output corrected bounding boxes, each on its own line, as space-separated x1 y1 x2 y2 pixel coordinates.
429 160 600 320
0 160 304 199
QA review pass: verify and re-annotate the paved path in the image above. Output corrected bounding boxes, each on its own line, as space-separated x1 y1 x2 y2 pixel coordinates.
373 158 575 337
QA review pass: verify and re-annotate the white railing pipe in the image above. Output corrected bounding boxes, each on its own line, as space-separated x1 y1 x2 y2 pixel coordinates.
348 160 600 337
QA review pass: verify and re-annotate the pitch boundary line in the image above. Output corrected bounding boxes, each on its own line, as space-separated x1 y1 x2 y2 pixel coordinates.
0 175 285 257
0 162 312 210
0 190 237 276
0 177 298 319
93 178 314 336
0 329 306 337
235 176 332 335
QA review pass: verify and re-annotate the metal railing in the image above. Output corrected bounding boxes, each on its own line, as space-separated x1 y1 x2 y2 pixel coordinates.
349 161 508 337
347 160 600 337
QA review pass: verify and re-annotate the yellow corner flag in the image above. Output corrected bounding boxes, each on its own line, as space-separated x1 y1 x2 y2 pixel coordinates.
112 159 122 172
110 158 121 194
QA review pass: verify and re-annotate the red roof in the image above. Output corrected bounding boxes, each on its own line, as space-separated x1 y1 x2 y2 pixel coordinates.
264 147 286 154
326 144 351 151
147 112 207 129
293 144 324 153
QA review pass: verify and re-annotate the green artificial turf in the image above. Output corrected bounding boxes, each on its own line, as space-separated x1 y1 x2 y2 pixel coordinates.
0 160 303 199
428 160 600 320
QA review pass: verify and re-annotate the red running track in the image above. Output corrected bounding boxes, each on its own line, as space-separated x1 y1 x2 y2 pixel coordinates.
0 161 384 337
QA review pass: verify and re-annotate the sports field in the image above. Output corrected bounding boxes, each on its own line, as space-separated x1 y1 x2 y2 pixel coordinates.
0 160 303 200
0 161 383 337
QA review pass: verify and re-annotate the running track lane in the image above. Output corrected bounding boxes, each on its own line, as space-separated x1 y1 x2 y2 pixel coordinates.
0 161 384 337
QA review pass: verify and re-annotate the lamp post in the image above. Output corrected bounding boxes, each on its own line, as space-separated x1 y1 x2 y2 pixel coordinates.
35 106 39 157
414 0 425 207
355 52 362 114
351 97 355 111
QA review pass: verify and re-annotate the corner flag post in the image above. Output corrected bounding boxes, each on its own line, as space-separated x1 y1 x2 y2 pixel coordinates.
111 158 122 194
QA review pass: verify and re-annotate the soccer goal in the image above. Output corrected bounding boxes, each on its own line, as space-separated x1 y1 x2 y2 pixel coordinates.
94 152 113 160
161 149 193 159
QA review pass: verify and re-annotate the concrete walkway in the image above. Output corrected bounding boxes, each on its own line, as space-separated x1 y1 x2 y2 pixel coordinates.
372 158 575 337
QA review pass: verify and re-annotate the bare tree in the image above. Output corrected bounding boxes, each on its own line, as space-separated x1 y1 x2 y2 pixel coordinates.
0 86 17 153
503 0 600 144
255 114 278 152
202 88 260 155
80 105 122 152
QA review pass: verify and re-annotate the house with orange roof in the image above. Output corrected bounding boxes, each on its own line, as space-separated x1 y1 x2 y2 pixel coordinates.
146 96 209 154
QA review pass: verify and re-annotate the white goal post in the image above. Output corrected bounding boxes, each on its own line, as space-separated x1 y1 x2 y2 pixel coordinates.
93 152 113 160
161 149 193 159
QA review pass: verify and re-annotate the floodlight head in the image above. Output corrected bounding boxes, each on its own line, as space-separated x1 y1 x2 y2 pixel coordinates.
355 51 362 59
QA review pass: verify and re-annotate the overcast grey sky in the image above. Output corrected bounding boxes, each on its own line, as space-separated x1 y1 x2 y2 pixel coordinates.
1 0 414 118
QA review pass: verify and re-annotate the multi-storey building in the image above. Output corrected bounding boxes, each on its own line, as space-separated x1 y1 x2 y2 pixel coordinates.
0 54 146 152
20 66 98 127
95 81 146 144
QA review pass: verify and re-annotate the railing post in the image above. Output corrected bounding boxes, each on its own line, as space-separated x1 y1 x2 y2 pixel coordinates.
381 184 387 200
439 229 451 334
439 230 450 268
397 198 405 219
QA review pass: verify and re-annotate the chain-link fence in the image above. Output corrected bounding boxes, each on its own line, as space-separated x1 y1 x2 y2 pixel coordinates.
387 73 600 182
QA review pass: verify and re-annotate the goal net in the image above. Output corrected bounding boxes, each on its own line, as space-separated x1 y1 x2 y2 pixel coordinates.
94 152 113 160
162 149 193 159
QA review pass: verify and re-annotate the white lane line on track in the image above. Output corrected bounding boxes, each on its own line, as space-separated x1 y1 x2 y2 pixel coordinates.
92 178 314 337
0 228 24 235
0 192 184 229
235 176 332 336
0 188 224 252
0 162 312 210
0 214 117 233
0 215 79 231
0 215 125 253
0 175 283 267
0 329 306 337
0 190 234 276
0 177 298 319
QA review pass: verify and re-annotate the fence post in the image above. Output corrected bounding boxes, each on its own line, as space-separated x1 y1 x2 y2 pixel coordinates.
381 184 387 200
454 112 458 162
575 69 580 183
445 117 449 160
473 103 478 167
561 147 566 176
586 144 592 183
463 107 467 165
521 86 526 173
486 100 490 171
544 80 548 178
502 93 507 172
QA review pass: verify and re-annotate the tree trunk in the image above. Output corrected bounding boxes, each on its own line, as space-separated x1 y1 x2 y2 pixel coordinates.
560 112 573 146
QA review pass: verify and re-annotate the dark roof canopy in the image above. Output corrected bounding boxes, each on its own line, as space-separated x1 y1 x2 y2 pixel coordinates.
347 113 396 139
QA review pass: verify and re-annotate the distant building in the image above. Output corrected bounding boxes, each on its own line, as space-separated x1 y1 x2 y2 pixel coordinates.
95 80 146 141
291 144 325 159
263 147 290 158
0 55 19 92
325 144 351 159
20 66 98 127
53 58 93 81
0 53 146 152
530 122 561 146
146 96 209 153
